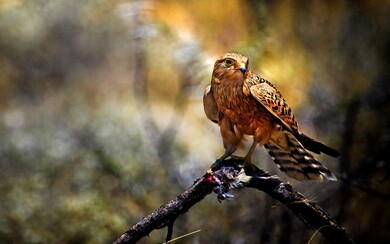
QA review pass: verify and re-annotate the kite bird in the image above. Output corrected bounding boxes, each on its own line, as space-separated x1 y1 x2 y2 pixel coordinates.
203 53 339 181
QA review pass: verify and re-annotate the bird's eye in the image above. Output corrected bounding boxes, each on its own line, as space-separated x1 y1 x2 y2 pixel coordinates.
224 59 233 67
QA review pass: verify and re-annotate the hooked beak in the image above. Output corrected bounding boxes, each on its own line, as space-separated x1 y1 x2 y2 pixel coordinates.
239 63 247 74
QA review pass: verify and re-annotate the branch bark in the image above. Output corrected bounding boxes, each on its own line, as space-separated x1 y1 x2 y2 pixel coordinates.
114 158 354 244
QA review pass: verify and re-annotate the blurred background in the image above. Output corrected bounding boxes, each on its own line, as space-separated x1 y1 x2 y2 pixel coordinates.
0 0 389 243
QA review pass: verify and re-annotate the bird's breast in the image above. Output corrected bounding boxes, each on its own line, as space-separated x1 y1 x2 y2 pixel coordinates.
213 82 274 136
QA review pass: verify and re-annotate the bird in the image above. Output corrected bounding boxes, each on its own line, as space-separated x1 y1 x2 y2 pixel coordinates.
203 52 339 181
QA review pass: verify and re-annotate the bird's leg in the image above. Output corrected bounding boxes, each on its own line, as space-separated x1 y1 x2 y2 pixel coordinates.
206 149 235 174
217 150 233 163
217 117 239 163
207 117 242 174
242 140 258 172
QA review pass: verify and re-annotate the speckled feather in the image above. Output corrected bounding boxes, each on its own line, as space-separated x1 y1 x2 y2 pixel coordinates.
245 73 298 132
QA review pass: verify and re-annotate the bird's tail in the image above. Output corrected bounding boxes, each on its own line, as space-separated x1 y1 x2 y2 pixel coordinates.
297 132 340 157
265 127 337 181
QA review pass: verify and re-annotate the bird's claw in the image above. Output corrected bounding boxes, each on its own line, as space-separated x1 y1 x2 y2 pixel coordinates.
207 158 223 173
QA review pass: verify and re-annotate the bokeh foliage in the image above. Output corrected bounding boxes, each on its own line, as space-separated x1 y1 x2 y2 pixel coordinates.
0 0 389 243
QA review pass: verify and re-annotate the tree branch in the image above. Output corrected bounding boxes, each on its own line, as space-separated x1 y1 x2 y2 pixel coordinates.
114 158 354 244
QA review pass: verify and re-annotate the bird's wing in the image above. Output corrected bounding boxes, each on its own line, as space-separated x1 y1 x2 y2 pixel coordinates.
249 79 299 133
249 77 340 157
203 85 219 123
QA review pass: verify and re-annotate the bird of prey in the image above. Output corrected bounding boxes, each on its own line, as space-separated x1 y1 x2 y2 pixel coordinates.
203 53 339 181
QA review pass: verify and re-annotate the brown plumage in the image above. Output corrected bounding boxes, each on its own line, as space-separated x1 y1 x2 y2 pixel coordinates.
204 53 339 181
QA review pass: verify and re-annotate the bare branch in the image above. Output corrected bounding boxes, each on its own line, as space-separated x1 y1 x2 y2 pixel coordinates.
113 176 214 243
114 158 354 244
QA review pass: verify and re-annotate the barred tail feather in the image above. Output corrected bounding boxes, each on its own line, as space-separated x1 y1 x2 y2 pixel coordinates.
265 128 337 181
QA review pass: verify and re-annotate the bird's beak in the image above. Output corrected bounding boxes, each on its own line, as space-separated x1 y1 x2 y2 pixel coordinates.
239 63 247 74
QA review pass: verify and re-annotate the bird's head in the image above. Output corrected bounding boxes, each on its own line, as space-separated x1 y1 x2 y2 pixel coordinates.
212 53 249 83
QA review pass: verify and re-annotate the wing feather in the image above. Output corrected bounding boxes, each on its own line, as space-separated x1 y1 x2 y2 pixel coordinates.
249 81 299 133
203 85 219 123
248 76 340 157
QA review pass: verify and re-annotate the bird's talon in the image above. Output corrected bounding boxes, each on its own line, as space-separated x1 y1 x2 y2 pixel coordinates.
231 155 244 160
241 158 257 172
